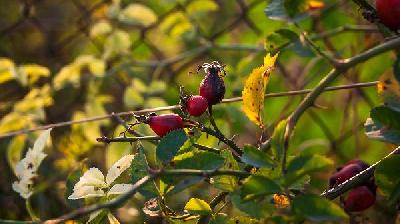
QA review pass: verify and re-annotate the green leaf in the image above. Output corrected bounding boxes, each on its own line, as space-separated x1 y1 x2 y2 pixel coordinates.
184 198 212 215
7 135 26 173
166 176 204 196
292 194 348 222
241 175 281 200
371 106 400 131
241 145 275 168
271 119 288 161
131 146 157 198
210 213 229 224
213 150 240 192
265 0 289 21
283 0 306 17
231 191 275 218
156 129 188 162
174 151 224 170
285 154 333 187
375 155 400 201
365 117 400 144
187 0 218 17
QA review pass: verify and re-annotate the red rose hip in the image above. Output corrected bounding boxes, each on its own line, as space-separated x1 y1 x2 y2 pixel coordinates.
198 61 226 106
376 0 400 30
329 164 364 188
344 186 376 212
186 95 208 117
148 114 183 137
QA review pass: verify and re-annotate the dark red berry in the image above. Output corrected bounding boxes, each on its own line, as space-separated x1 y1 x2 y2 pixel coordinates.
329 164 364 188
186 95 208 117
376 0 400 30
345 160 370 171
344 186 376 212
199 61 226 106
148 114 183 137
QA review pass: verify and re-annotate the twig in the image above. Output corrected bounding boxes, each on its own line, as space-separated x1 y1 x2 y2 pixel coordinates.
282 36 400 173
96 136 160 143
0 81 378 139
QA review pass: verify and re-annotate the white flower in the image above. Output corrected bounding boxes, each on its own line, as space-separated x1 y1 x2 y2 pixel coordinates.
68 154 135 200
12 128 52 199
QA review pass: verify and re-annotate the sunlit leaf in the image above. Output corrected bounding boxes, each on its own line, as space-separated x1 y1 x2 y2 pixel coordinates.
90 20 112 37
18 64 50 85
187 0 218 16
119 4 157 27
184 198 212 215
0 58 15 84
7 135 26 173
103 30 132 59
160 12 192 37
242 54 278 128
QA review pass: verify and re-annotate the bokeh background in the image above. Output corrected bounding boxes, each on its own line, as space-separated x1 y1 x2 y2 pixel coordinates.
0 0 396 222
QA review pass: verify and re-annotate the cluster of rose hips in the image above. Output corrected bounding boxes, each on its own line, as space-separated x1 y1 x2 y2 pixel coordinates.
135 61 226 137
329 160 376 212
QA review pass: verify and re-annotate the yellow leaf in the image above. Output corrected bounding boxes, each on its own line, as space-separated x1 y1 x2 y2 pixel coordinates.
0 58 15 84
242 54 278 128
18 64 50 85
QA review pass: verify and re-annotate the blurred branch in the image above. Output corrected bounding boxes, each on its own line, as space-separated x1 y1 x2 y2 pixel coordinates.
0 81 378 139
282 36 400 173
322 146 400 199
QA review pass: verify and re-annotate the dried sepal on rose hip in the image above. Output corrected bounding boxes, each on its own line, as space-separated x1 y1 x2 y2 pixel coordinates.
179 86 208 117
198 61 226 106
135 113 184 137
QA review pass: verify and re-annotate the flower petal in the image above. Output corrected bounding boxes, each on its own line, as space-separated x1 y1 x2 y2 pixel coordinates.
106 155 135 185
68 185 105 200
107 184 134 196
